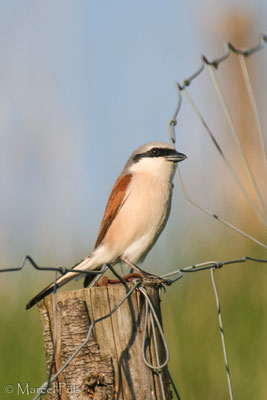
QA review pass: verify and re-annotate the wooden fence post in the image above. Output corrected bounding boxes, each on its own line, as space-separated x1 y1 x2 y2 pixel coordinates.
37 282 172 400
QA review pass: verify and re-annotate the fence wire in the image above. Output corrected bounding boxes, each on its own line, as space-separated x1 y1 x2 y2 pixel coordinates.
0 35 267 400
1 255 267 399
169 33 267 252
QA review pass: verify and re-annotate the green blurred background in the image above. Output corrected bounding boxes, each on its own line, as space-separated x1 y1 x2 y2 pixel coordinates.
0 1 266 399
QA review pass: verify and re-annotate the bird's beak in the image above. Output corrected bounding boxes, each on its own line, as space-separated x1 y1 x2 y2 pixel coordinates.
166 151 187 163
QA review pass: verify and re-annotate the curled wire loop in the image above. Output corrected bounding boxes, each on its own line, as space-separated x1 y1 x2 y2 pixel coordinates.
139 285 170 370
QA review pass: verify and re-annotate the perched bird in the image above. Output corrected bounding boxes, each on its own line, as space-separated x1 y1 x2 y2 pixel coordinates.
26 141 186 309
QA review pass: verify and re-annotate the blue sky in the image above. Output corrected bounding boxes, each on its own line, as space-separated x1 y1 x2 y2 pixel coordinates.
0 1 266 273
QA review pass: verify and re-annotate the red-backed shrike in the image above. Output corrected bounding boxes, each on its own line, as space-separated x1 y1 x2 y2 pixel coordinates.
26 142 186 309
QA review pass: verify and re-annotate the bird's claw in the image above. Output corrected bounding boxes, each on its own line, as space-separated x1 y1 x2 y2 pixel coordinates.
139 271 172 287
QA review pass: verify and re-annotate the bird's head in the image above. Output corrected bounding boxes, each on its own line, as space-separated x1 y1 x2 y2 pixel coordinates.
125 141 187 180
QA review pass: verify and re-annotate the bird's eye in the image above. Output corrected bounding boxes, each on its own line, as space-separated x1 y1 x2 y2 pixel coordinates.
151 148 159 156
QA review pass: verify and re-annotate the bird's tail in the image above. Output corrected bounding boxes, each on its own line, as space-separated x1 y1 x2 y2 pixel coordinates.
26 255 97 310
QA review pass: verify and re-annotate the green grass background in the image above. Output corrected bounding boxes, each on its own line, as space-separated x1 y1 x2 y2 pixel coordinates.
0 237 266 400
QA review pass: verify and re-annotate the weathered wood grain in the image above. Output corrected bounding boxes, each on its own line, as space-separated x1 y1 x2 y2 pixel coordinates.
37 283 171 400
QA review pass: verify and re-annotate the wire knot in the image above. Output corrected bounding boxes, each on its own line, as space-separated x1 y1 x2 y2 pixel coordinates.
58 267 68 275
214 261 224 269
169 118 177 126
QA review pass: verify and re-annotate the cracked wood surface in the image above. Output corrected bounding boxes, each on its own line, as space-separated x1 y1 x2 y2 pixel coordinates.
38 283 171 400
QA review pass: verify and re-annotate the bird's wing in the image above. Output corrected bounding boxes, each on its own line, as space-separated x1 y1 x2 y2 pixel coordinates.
26 173 133 309
94 173 132 248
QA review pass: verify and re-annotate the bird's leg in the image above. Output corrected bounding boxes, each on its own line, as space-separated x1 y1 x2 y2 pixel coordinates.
120 257 171 286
